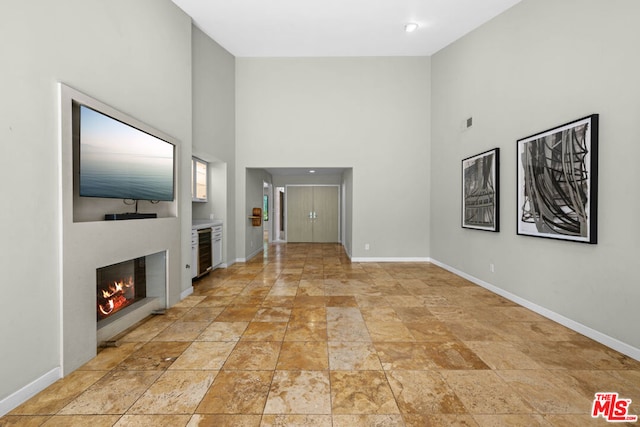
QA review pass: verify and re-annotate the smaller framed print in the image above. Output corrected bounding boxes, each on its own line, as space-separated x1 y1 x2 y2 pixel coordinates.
462 148 500 232
516 114 598 243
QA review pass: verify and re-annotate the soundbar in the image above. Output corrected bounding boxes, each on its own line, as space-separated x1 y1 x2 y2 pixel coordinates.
105 213 158 221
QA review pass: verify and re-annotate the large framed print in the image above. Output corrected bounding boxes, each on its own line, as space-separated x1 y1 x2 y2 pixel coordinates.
517 114 598 243
462 148 499 231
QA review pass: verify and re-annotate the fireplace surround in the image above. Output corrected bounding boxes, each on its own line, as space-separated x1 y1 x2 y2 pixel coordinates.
60 84 184 376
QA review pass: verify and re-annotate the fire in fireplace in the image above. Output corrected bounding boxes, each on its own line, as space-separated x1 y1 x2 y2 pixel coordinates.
97 257 146 321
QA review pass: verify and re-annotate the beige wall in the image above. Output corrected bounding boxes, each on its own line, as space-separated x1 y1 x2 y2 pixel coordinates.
431 0 640 353
236 57 431 260
0 0 192 407
192 26 237 265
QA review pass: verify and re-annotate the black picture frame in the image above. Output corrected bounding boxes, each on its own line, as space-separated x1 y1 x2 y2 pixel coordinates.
516 114 598 243
462 148 500 232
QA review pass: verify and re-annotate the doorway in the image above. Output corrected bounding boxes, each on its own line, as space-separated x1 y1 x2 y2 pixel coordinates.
286 185 339 243
273 187 285 241
263 181 272 244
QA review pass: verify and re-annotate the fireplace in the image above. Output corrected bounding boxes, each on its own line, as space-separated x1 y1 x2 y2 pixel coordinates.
95 251 167 345
97 257 147 322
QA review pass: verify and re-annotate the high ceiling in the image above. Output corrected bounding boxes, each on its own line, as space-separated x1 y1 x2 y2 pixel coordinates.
171 0 522 57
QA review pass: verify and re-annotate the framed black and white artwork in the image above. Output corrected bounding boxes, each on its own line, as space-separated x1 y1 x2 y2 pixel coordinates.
517 114 598 243
462 148 499 232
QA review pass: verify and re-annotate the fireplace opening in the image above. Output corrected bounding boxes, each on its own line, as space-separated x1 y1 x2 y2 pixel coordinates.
97 257 146 322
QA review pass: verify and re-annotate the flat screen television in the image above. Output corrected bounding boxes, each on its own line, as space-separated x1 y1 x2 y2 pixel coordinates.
78 104 175 201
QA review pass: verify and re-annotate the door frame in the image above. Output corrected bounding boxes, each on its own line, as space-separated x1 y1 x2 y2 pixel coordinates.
284 184 341 243
263 181 273 244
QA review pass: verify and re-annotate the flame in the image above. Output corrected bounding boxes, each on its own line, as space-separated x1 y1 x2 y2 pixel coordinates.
98 299 114 316
97 276 135 319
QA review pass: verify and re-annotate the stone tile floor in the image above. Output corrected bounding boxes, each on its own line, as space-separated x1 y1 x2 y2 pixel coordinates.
2 243 639 426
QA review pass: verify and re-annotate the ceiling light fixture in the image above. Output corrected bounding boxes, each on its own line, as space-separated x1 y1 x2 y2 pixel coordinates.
309 170 316 174
405 23 419 33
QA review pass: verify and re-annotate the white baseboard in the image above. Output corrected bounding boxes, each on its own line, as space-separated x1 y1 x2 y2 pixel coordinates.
237 247 264 264
344 244 430 263
343 244 352 259
430 258 640 362
180 286 194 300
0 367 61 417
351 257 431 263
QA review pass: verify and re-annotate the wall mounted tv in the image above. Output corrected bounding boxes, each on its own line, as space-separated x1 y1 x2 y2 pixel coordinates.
78 104 175 202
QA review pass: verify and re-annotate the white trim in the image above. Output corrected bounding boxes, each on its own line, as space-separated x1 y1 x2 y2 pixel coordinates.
264 181 273 244
180 286 194 300
351 257 431 263
343 244 430 263
206 259 232 270
430 258 640 362
342 243 352 259
237 246 264 264
247 246 264 261
56 83 65 381
0 367 61 417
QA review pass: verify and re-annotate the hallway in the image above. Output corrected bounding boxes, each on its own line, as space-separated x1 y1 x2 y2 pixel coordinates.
3 243 639 426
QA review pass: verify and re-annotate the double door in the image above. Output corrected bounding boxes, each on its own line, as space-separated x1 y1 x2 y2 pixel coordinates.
286 186 339 243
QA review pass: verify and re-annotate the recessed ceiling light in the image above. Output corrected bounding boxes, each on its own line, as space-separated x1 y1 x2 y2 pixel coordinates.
405 23 419 33
309 170 316 174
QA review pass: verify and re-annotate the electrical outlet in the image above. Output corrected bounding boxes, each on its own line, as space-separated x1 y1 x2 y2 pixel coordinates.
490 263 495 273
365 243 370 251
